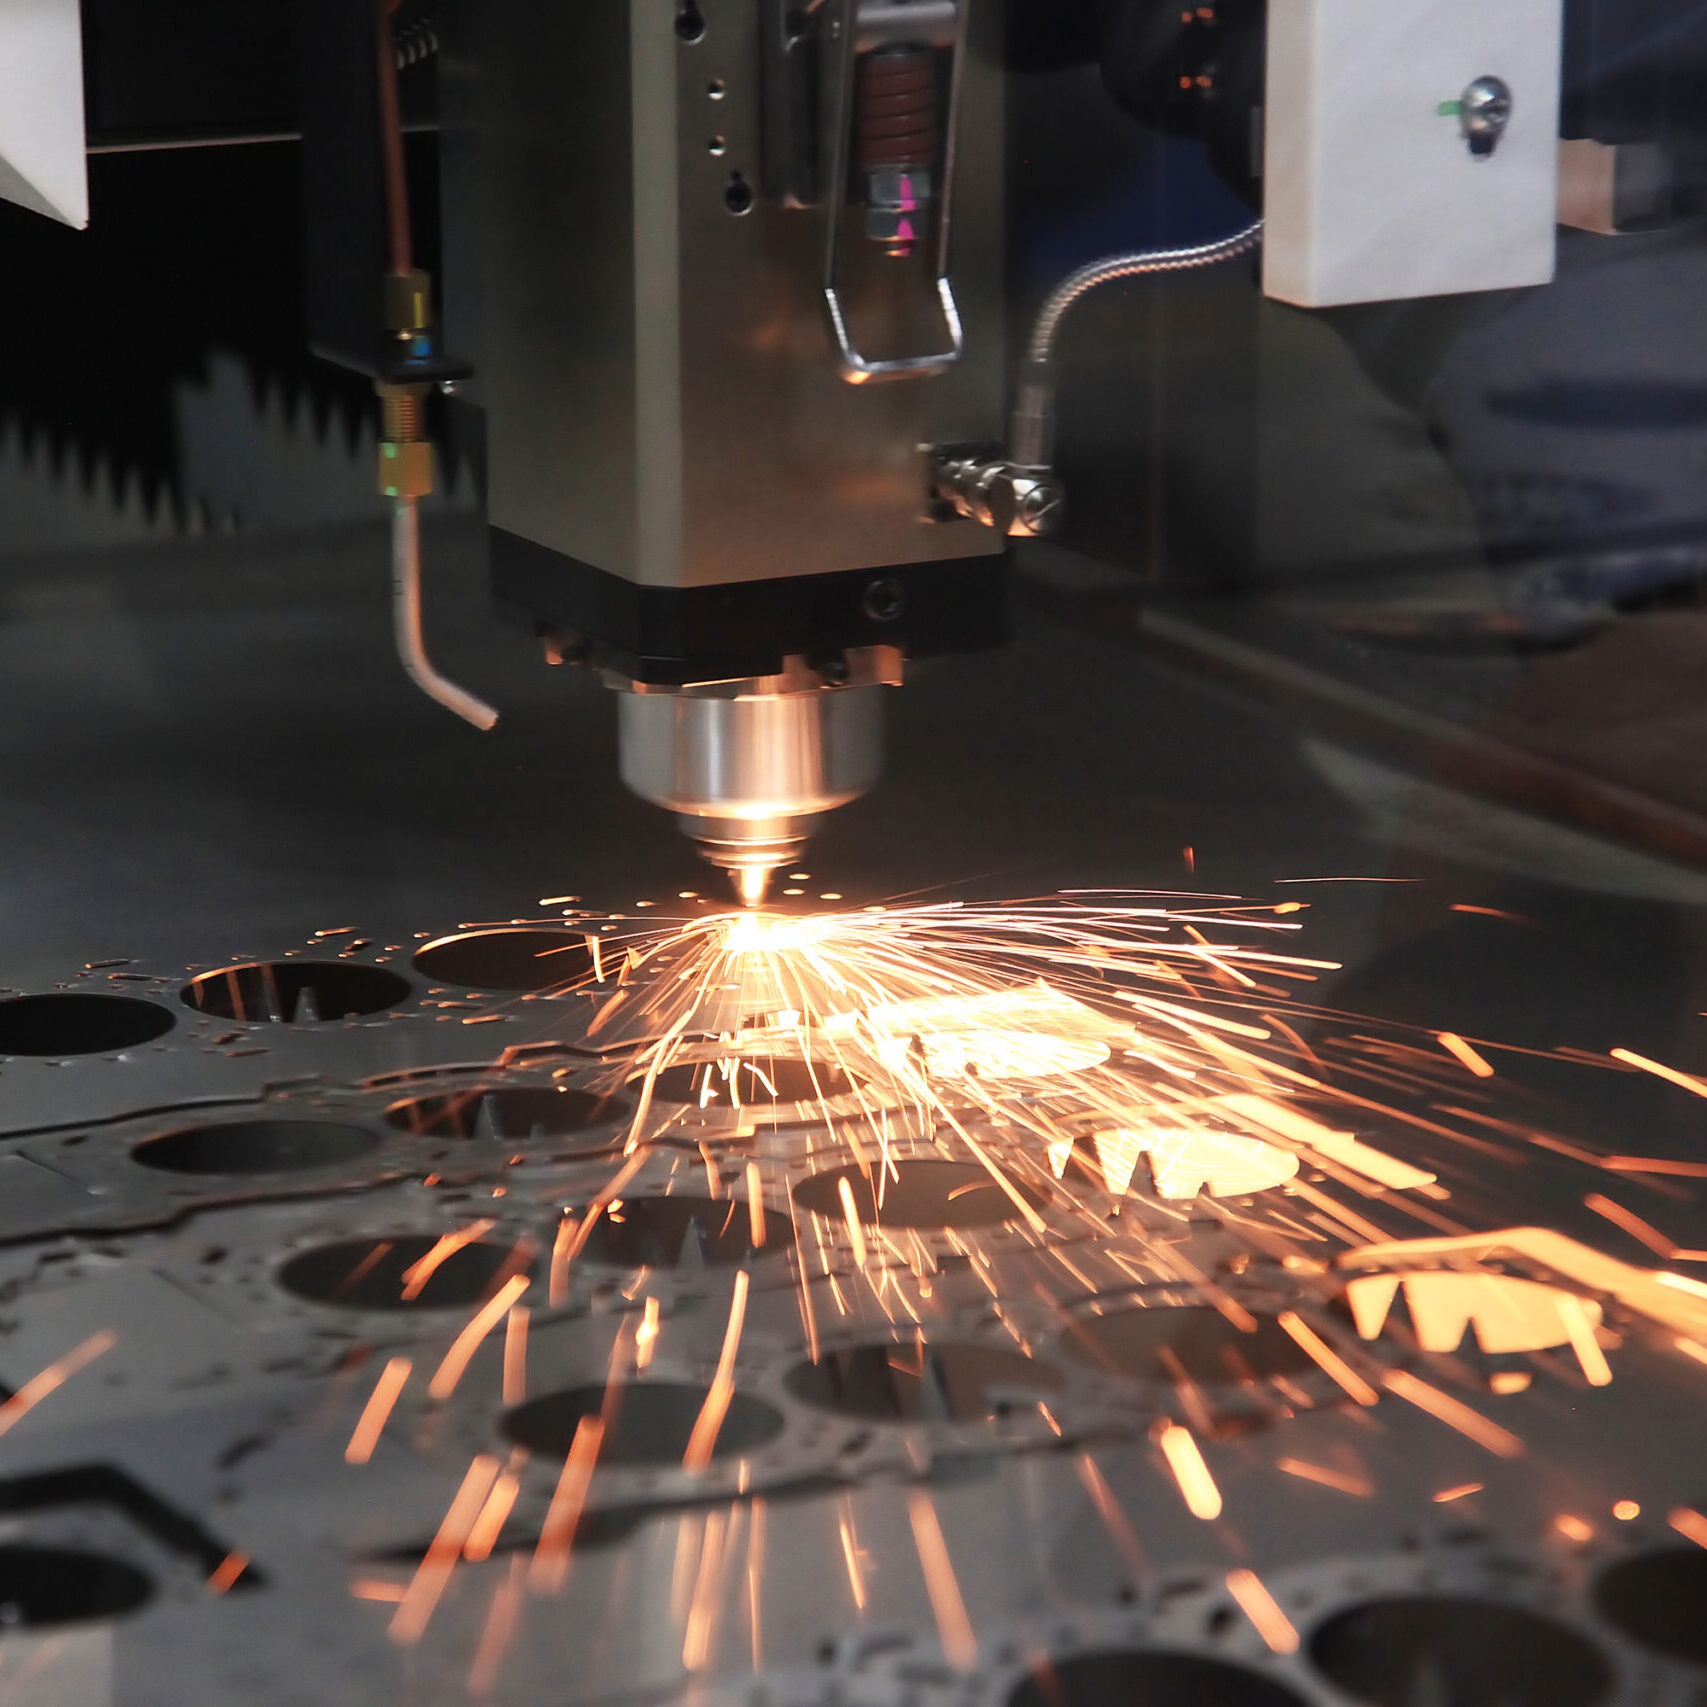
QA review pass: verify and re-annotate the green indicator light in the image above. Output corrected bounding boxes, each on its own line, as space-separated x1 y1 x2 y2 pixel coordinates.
1437 99 1462 116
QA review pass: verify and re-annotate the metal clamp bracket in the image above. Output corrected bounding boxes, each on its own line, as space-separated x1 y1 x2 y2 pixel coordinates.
818 0 968 382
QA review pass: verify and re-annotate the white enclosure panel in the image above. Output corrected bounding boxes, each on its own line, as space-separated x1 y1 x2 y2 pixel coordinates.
0 0 86 228
1263 0 1562 307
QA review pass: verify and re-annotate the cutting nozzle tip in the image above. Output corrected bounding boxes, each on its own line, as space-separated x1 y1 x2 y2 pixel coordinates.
733 865 775 909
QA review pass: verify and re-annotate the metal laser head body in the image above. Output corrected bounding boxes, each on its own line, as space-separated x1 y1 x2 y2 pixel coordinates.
616 655 895 904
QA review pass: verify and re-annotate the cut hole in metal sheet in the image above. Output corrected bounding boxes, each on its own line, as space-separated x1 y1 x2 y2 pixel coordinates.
132 1119 381 1175
1063 1305 1316 1387
182 962 411 1023
502 1381 784 1465
642 1055 859 1107
0 993 175 1056
793 1159 1047 1228
1009 1649 1308 1707
277 1234 530 1310
385 1085 627 1141
1594 1548 1707 1664
0 1545 153 1627
1308 1596 1612 1707
412 929 593 992
786 1341 1062 1422
576 1195 792 1267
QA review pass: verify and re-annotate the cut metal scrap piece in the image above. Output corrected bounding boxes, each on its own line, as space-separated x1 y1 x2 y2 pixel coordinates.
1340 1227 1707 1344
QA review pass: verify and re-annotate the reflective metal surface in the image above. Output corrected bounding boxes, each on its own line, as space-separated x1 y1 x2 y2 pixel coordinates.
618 685 884 901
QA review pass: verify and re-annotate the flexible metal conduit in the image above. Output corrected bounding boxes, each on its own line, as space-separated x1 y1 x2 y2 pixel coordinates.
1009 220 1264 469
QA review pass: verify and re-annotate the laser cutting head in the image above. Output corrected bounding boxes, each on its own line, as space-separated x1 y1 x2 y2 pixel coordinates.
617 684 884 906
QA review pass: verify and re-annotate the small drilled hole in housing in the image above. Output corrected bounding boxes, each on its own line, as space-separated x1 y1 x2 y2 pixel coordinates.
709 135 727 155
675 1 704 41
724 172 754 215
708 78 726 99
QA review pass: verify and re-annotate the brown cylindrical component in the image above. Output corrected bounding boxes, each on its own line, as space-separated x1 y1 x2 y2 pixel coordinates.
855 47 939 171
378 384 427 443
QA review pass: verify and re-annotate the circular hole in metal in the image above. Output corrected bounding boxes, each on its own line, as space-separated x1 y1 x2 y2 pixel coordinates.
0 1545 153 1628
1309 1597 1612 1707
792 1159 1047 1228
1594 1548 1707 1664
577 1195 792 1267
181 962 410 1023
502 1381 783 1465
787 1341 1062 1423
411 929 593 992
1009 1649 1308 1707
1063 1305 1315 1387
132 1119 381 1175
724 171 754 214
709 134 727 155
385 1085 627 1141
643 1055 858 1108
277 1234 530 1310
0 993 174 1057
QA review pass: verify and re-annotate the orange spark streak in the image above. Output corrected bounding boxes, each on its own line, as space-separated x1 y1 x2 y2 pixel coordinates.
1075 1455 1147 1578
838 1510 868 1609
464 1471 521 1562
207 1551 249 1595
1672 1508 1707 1549
1225 1569 1299 1654
530 1416 605 1592
682 1509 728 1669
1610 1047 1707 1100
351 1579 407 1602
503 1308 530 1407
1556 1514 1594 1542
1276 1459 1372 1496
390 1455 502 1643
683 1269 751 1472
636 1297 661 1369
0 1328 117 1440
837 1177 870 1266
1157 1423 1222 1519
1675 1336 1707 1367
746 1161 767 1247
429 1275 530 1400
907 1490 977 1668
1433 1482 1483 1502
1275 1312 1379 1405
400 1221 498 1300
468 1556 527 1697
1584 1193 1677 1257
1382 1369 1523 1457
346 1357 412 1464
746 1498 767 1669
1555 1294 1614 1387
1436 1032 1495 1078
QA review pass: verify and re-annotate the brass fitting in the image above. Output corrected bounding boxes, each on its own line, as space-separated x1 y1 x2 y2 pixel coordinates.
376 380 433 499
383 268 433 337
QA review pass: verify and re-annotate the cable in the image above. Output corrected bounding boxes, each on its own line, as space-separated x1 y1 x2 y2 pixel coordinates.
376 0 413 276
1025 220 1263 365
1010 220 1263 469
391 498 500 731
